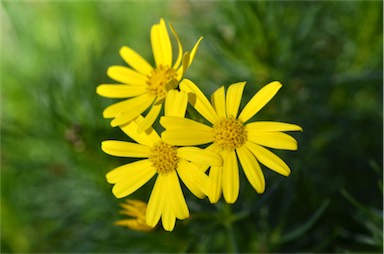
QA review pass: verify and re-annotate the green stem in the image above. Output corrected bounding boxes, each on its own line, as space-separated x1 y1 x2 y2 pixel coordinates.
222 203 238 253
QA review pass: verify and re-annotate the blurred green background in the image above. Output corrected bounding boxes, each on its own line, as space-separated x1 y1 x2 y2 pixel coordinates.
1 0 383 253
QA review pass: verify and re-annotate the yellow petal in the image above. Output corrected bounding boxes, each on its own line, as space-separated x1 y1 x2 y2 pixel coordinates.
160 117 213 145
247 131 298 150
103 93 155 118
134 117 162 143
164 90 188 117
176 52 190 80
238 81 282 123
177 159 209 199
162 194 175 231
120 115 161 147
110 97 156 127
119 201 145 217
162 130 213 146
180 79 219 124
245 141 291 176
208 166 222 204
246 121 303 132
167 171 189 220
151 19 172 67
211 86 226 118
164 89 177 109
114 219 153 232
124 199 147 208
106 159 152 184
97 84 146 98
107 66 147 86
159 18 172 67
226 81 246 118
101 140 150 157
188 36 203 67
119 46 153 75
197 143 221 172
169 23 183 69
177 147 222 166
236 146 265 193
146 175 166 227
222 150 239 204
111 162 156 198
137 103 162 133
160 116 212 131
119 199 147 218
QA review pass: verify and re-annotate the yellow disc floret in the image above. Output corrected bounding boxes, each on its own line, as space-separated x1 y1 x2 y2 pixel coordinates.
213 117 247 151
149 141 179 175
146 65 177 98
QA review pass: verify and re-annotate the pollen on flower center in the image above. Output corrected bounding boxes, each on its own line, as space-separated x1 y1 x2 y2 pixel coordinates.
146 65 177 98
149 141 179 175
212 117 247 150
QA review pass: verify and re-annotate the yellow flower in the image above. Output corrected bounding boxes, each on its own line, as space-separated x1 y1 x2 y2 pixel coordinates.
102 90 222 231
97 18 203 132
160 79 303 204
114 199 154 232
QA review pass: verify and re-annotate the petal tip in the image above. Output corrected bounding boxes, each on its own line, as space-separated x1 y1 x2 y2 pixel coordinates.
208 196 219 204
110 119 119 127
112 187 125 199
96 85 101 95
256 187 265 194
102 109 113 118
105 173 114 184
271 81 283 87
282 169 291 177
225 198 236 204
119 46 128 55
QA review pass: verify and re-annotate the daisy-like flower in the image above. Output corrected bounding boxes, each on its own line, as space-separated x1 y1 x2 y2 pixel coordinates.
102 90 222 231
161 79 303 204
97 18 203 132
114 199 154 232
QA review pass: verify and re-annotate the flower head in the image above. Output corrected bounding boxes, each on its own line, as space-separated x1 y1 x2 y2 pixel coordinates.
97 18 203 132
114 199 154 232
102 90 222 231
161 79 303 204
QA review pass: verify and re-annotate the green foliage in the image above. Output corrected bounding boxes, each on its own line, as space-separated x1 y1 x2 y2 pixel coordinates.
1 0 382 253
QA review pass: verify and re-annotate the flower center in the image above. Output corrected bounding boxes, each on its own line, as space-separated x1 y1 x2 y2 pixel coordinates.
146 65 177 98
212 117 247 151
149 141 179 175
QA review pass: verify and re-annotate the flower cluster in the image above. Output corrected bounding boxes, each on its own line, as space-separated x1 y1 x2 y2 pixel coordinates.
98 18 302 232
